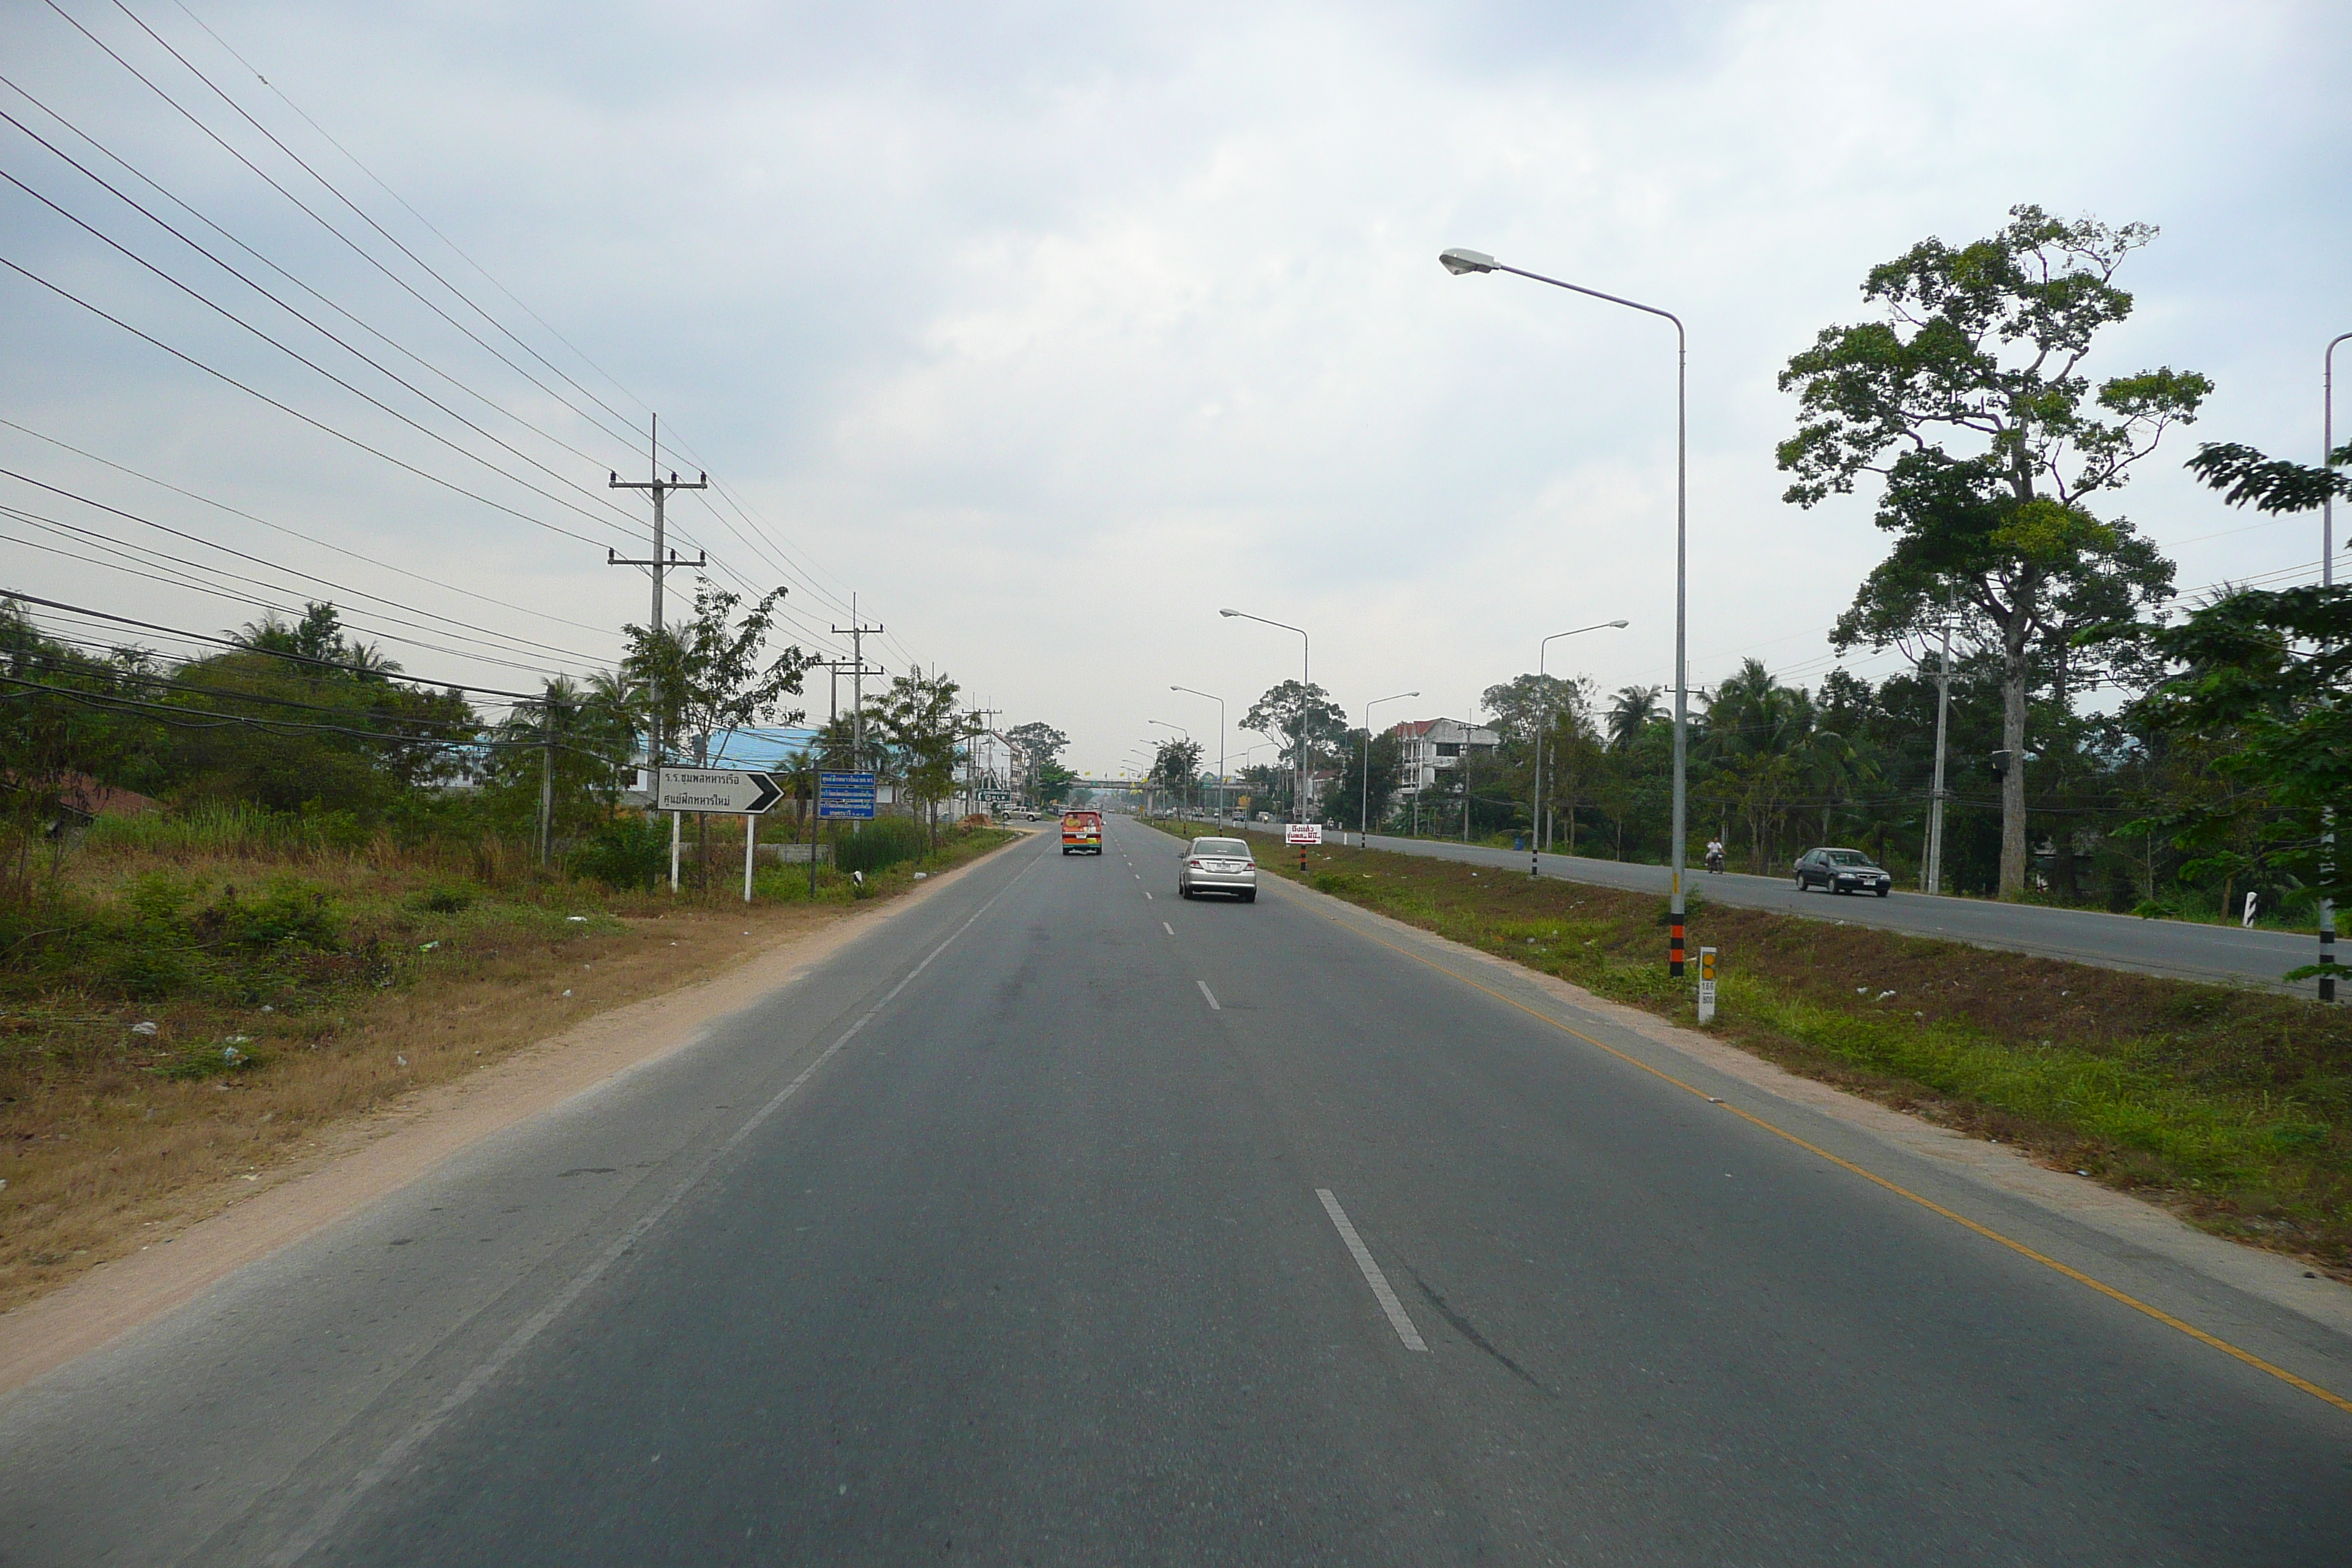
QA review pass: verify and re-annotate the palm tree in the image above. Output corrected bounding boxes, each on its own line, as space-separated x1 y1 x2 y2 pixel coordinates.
1606 685 1662 750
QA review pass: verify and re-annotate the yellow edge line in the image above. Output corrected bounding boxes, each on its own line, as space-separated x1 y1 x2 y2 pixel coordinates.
1269 875 2352 1418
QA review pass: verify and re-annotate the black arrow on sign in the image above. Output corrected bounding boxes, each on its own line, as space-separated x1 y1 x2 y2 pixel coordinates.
747 773 784 815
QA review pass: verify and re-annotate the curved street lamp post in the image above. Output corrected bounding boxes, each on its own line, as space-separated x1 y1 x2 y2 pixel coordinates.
1531 621 1629 877
1360 690 1420 846
1169 685 1229 825
1442 246 1691 977
1220 609 1311 824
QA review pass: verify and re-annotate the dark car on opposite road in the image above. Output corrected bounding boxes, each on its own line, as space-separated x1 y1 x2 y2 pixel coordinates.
1794 846 1893 897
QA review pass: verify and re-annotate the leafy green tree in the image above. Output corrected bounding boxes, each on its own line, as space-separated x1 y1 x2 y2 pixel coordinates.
2112 584 2351 920
1779 204 2207 897
1242 680 1349 804
874 665 967 849
1006 720 1071 807
1606 685 1664 751
1148 738 1203 812
1330 728 1403 832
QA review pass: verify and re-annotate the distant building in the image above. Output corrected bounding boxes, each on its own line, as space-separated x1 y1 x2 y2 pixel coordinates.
1389 717 1499 793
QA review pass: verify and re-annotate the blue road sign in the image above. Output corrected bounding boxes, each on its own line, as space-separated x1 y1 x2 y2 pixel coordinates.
818 771 878 819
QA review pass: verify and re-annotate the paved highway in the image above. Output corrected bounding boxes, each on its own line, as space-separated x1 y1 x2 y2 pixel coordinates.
4 818 2348 1564
1209 818 2322 993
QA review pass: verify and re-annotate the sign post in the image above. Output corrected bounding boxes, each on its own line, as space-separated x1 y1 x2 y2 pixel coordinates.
1697 946 1718 1025
818 771 878 900
1286 821 1322 875
648 768 785 902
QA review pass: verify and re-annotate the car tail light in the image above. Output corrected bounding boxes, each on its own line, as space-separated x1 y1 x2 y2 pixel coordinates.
1187 859 1203 867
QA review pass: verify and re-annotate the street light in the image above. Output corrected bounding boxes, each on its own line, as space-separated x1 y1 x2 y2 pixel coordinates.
1442 246 1692 976
1170 685 1228 823
1360 690 1419 846
2319 332 2348 1003
1531 620 1629 877
1221 608 1311 825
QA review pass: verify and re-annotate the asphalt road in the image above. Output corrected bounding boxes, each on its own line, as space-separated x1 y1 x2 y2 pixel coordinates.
4 817 2349 1565
1206 818 2322 993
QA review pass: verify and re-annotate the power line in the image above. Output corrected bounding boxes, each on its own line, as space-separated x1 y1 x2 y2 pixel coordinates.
0 157 652 539
141 0 900 670
3 589 560 700
0 72 631 484
0 415 617 640
0 464 606 664
0 502 599 675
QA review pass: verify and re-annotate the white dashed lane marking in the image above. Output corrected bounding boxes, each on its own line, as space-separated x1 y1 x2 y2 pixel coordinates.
1316 1189 1428 1352
1196 980 1220 1010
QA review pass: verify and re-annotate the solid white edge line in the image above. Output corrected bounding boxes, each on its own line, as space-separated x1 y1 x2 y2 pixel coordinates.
1196 980 1220 1011
267 853 1040 1565
1316 1188 1428 1352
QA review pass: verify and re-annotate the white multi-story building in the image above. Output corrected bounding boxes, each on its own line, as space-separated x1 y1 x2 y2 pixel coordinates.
1389 717 1499 792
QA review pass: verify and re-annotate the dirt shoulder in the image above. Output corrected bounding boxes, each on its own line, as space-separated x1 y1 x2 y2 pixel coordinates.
0 832 1025 1390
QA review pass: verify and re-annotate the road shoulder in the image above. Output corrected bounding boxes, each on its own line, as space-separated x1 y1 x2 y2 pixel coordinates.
1262 871 2352 1347
0 839 1023 1396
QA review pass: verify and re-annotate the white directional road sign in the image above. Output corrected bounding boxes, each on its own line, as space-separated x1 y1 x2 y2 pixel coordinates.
654 767 785 815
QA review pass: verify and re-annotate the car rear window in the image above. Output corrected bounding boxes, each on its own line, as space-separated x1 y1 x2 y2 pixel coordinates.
1193 839 1251 858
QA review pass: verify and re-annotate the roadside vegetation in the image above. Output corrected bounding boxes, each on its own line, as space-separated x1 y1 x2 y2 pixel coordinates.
1150 819 2352 1271
0 805 1014 1313
1150 206 2349 946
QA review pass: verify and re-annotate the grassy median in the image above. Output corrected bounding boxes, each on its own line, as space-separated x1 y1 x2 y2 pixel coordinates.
0 813 1016 1313
1152 819 2352 1271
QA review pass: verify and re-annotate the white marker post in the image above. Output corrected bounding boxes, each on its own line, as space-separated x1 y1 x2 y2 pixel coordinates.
744 813 757 903
2243 891 2259 930
1697 946 1718 1025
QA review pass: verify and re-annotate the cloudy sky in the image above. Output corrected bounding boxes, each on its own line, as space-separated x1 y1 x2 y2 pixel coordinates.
4 0 2346 779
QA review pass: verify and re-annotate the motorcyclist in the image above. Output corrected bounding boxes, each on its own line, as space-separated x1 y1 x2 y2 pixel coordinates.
1705 837 1726 875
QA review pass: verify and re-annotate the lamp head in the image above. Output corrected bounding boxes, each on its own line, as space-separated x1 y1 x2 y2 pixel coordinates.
1439 247 1497 275
1609 619 1629 628
1218 608 1240 618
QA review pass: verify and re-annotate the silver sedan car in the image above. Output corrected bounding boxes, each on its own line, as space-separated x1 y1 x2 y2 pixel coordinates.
1177 837 1257 902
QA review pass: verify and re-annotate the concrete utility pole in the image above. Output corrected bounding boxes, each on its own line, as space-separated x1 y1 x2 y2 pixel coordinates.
1923 609 1956 894
2321 333 2348 1002
608 415 706 892
832 596 885 774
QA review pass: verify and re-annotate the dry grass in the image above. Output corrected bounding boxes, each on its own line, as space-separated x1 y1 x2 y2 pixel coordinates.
0 822 1015 1313
1156 822 2352 1270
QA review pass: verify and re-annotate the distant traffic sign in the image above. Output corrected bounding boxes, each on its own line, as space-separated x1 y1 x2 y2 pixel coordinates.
1285 823 1323 845
655 767 784 815
818 771 878 819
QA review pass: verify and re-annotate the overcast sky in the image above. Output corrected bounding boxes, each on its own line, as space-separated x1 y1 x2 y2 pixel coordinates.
5 0 2346 779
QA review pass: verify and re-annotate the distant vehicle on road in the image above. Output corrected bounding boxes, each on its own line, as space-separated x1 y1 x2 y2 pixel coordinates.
1795 847 1891 897
1177 837 1256 902
1060 810 1104 855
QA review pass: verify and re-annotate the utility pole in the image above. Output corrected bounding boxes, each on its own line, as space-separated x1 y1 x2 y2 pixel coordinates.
608 414 706 892
1923 610 1956 894
832 596 885 774
968 707 1002 819
538 698 555 867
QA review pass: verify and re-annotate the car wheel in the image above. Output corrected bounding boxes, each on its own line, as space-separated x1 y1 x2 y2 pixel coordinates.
1876 886 1890 898
1241 890 1256 903
1793 873 1806 890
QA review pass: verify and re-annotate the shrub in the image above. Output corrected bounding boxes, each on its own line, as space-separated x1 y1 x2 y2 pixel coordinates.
200 882 340 950
834 815 926 875
574 815 669 890
412 884 476 914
